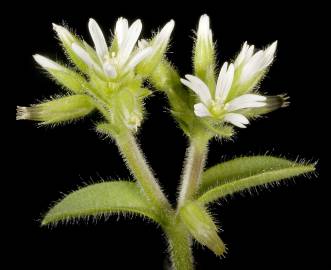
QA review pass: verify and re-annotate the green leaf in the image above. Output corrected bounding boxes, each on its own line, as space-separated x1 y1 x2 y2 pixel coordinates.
197 156 316 204
42 181 162 226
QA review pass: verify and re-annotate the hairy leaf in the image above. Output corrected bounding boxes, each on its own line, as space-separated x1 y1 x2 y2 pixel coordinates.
42 181 162 226
197 156 315 204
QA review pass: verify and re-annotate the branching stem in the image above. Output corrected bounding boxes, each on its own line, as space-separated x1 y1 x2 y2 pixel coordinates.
115 129 172 213
178 135 209 209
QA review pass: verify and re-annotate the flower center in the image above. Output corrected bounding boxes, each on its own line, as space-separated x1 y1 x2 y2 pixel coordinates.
209 101 229 118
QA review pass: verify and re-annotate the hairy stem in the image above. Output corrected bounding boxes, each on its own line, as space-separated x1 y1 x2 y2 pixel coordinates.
115 129 172 212
165 221 194 270
178 136 209 209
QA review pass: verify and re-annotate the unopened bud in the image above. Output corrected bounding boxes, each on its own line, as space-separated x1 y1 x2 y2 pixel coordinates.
180 201 226 256
17 95 95 124
194 15 216 83
33 54 87 94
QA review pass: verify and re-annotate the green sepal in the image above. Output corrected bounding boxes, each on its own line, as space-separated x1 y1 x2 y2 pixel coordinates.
48 68 88 94
200 121 235 139
17 95 95 125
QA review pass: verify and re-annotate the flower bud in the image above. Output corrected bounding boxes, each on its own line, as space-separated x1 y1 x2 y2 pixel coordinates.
245 94 289 116
136 20 175 77
179 201 226 256
16 95 95 125
33 54 87 94
230 41 278 98
53 23 91 73
53 23 75 46
111 88 145 132
193 15 216 86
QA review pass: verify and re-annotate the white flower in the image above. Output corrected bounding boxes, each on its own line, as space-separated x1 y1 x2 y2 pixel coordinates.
71 18 153 79
180 62 267 128
136 19 174 67
235 41 277 84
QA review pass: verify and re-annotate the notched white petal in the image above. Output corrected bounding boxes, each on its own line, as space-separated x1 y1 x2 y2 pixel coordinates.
227 94 267 111
224 113 249 128
88 18 109 61
235 42 256 68
194 103 211 117
154 20 175 49
183 75 212 104
234 41 248 67
263 41 277 66
115 17 129 47
119 19 143 65
128 47 153 69
239 50 265 83
33 54 64 71
215 62 234 102
239 41 277 84
138 39 149 49
246 45 255 59
71 43 102 72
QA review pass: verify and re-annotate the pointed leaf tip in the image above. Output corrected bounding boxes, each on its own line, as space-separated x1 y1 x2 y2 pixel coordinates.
198 156 316 204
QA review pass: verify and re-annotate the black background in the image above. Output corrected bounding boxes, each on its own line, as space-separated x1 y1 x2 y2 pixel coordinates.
10 1 328 269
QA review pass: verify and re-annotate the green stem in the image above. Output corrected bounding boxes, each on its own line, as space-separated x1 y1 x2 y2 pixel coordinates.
164 221 194 270
115 129 172 212
178 136 209 209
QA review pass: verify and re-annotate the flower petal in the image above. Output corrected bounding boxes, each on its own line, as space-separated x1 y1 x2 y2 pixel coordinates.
246 44 255 60
181 75 212 104
138 39 149 49
115 17 129 47
154 20 175 49
234 42 256 68
227 94 267 111
234 41 248 67
215 62 234 103
239 42 277 84
119 19 142 65
239 50 265 83
194 103 211 117
33 54 64 71
263 41 277 67
223 113 249 128
127 47 153 69
88 18 109 62
72 43 102 73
